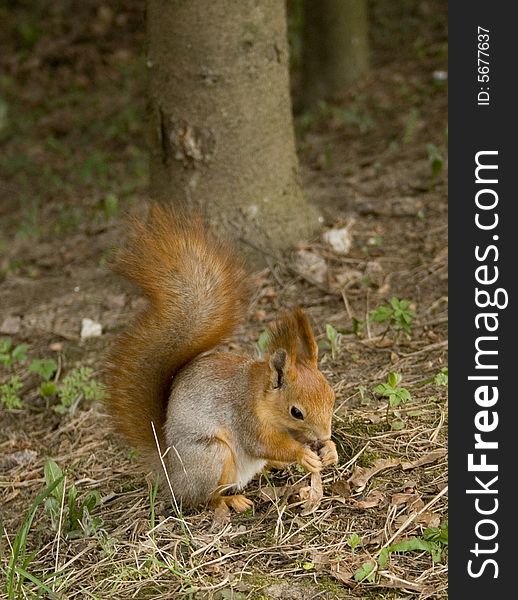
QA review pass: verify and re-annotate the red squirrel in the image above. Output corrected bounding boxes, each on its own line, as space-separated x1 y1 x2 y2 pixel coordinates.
105 204 338 513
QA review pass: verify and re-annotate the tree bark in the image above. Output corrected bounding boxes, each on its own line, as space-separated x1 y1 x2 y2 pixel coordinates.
301 0 370 110
147 0 321 264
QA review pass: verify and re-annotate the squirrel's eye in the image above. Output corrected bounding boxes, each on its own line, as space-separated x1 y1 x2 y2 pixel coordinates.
290 406 304 420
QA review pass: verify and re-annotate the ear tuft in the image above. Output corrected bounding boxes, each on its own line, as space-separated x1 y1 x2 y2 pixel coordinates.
293 308 318 364
266 308 319 366
269 349 287 389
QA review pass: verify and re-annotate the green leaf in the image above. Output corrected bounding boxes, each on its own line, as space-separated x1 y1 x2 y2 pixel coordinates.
434 368 448 387
424 520 448 545
427 143 444 179
353 560 376 582
352 317 364 337
326 323 340 359
6 474 64 599
12 566 58 599
0 337 13 353
12 344 28 363
83 490 101 513
369 304 393 323
389 394 401 408
302 562 314 570
67 485 77 519
388 537 442 562
388 372 401 388
374 383 391 396
29 358 57 381
347 533 361 550
0 376 23 409
39 381 57 397
326 323 338 343
43 459 65 502
378 547 390 568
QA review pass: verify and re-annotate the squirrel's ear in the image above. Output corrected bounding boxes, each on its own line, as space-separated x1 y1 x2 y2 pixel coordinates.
293 308 318 365
269 349 287 389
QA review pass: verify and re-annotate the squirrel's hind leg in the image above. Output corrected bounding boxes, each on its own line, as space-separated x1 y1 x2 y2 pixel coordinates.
209 437 254 513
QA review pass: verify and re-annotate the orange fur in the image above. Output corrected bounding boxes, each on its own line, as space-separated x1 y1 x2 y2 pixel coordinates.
266 308 319 366
103 205 253 453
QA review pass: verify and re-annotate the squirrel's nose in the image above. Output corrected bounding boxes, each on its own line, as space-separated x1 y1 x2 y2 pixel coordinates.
317 427 332 442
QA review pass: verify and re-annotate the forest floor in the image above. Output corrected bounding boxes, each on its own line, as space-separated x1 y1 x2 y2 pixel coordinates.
1 2 448 599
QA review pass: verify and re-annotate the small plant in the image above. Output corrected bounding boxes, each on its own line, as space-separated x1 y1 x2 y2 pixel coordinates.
55 367 105 414
369 297 415 335
424 520 449 551
0 337 28 367
29 358 58 397
426 143 444 179
378 521 448 568
6 470 65 599
434 367 448 387
44 459 102 538
0 375 23 409
326 323 341 359
353 560 376 583
347 533 361 552
374 372 411 408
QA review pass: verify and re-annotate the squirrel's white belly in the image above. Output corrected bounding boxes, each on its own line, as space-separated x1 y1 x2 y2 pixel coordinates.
234 453 266 490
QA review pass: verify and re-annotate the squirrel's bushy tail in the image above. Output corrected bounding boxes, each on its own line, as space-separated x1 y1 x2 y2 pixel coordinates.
104 204 253 454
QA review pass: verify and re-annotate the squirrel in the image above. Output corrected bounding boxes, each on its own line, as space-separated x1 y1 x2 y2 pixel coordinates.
104 204 338 514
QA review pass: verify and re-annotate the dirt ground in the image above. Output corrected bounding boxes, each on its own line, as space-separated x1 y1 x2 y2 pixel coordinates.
1 1 448 598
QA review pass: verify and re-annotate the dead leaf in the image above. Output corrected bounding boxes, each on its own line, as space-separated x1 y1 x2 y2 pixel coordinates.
350 489 384 509
401 448 447 470
330 479 351 499
0 449 38 470
210 506 230 530
330 562 353 584
260 485 289 503
348 458 400 492
390 492 420 507
416 511 441 527
300 471 324 515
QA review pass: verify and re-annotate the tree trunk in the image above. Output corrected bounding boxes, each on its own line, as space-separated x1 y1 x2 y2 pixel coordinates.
301 0 370 110
147 0 321 264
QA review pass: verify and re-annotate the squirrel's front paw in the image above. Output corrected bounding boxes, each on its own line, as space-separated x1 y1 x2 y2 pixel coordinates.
300 446 323 473
319 440 338 467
